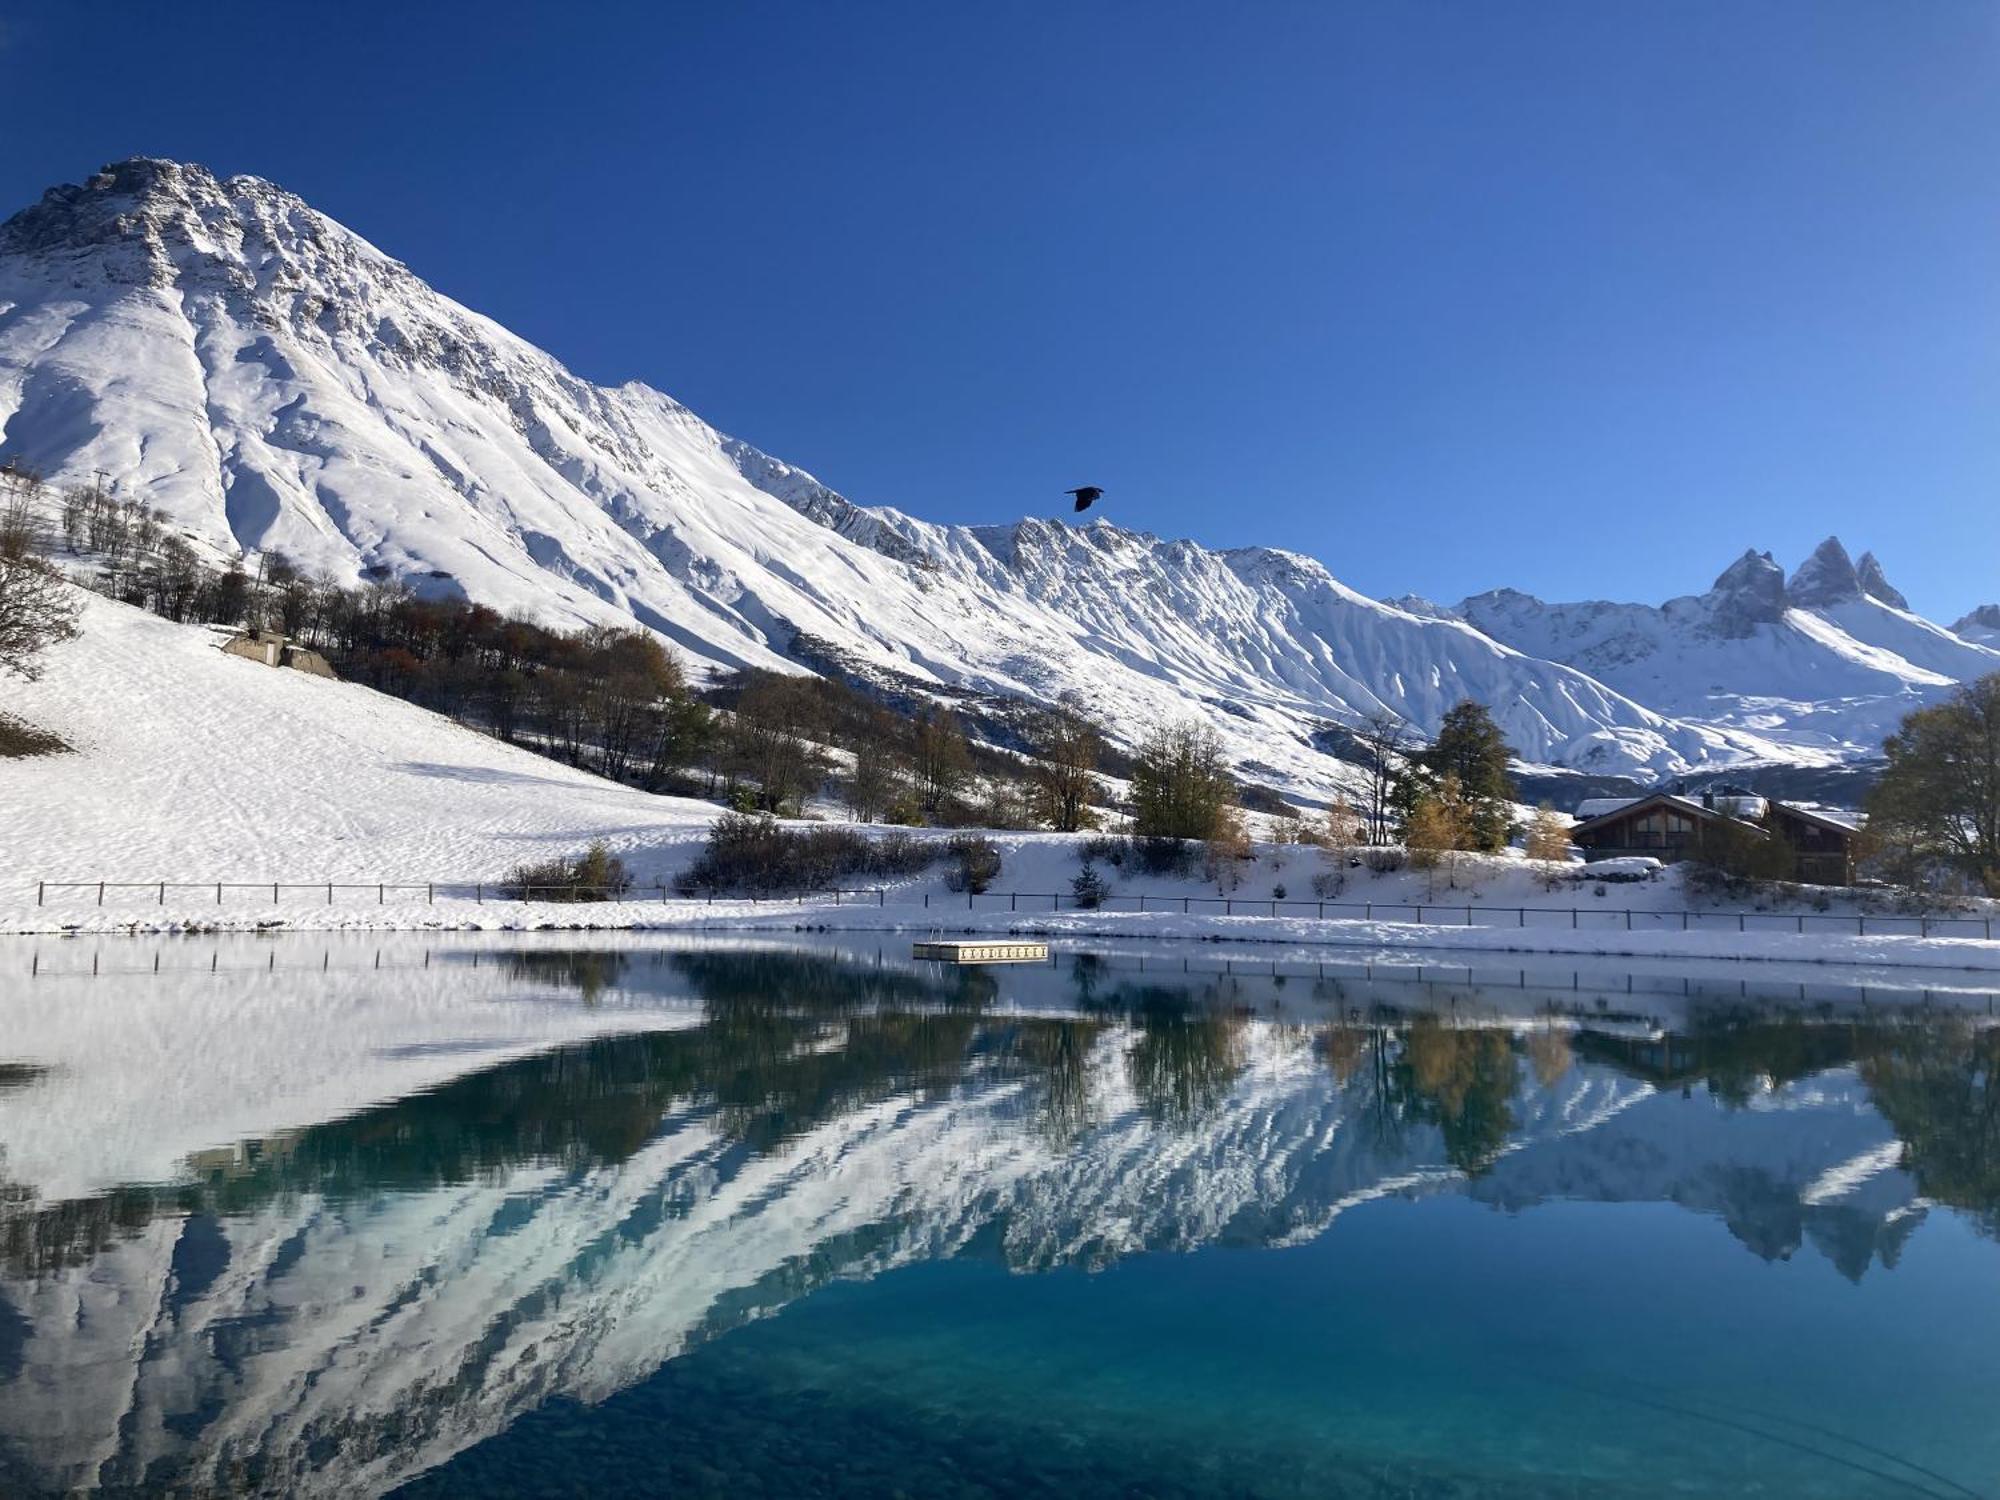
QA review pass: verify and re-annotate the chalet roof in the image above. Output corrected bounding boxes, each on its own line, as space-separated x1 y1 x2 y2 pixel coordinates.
1568 791 1760 839
1573 797 1639 819
1767 801 1862 837
1573 791 1769 823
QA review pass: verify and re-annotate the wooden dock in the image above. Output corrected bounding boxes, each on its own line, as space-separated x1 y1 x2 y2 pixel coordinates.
911 939 1049 964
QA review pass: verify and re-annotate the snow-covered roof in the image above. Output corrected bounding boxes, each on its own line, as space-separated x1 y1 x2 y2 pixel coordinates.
1576 792 1771 822
1772 802 1862 834
1573 797 1639 819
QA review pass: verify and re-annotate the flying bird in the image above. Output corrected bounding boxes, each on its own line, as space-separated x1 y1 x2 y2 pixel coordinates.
1067 486 1103 513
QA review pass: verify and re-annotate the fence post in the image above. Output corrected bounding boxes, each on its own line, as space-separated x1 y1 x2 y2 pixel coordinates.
1795 914 1801 934
378 884 384 905
1184 897 1190 914
97 881 104 907
1011 893 1016 912
1226 900 1233 916
1921 917 1930 938
879 889 885 907
1739 914 1745 933
272 882 278 904
1271 900 1278 917
1682 912 1689 932
37 882 43 907
217 882 222 905
1466 906 1472 927
327 882 333 906
1626 910 1632 931
428 883 434 905
1571 908 1578 929
477 883 483 904
968 889 973 910
159 882 165 906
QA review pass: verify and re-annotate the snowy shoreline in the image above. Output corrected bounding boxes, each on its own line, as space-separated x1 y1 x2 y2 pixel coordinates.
9 595 1997 974
10 895 2000 972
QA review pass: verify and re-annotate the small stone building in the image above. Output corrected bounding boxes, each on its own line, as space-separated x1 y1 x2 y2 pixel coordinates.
220 628 338 679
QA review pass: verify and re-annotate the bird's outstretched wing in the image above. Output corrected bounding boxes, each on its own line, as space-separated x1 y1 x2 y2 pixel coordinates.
1066 485 1103 513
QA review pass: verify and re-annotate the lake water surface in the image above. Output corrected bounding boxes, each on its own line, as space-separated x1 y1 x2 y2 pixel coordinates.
1 933 1997 1497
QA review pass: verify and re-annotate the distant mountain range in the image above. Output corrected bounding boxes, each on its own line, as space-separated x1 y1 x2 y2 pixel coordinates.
2 158 1993 797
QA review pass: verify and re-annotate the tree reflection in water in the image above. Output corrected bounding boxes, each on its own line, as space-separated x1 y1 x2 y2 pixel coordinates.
10 948 2000 1288
1861 1019 2000 1235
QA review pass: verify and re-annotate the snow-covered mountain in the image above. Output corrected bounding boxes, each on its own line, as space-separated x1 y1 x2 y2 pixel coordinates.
1954 604 2000 649
1447 536 2000 761
0 159 1990 791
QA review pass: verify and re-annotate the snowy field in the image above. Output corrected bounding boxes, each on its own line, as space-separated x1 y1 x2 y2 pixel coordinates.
4 593 1997 972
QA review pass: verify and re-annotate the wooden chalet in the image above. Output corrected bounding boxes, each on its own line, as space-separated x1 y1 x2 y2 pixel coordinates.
1764 801 1862 886
1568 791 1860 885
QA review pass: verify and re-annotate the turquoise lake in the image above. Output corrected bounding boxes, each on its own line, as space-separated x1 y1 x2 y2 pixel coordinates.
0 933 1996 1497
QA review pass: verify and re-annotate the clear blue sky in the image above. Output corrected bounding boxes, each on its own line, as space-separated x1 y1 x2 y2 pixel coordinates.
5 1 1997 617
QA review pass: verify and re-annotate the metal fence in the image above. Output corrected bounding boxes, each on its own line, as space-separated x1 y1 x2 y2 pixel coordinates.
32 880 866 908
30 879 1997 939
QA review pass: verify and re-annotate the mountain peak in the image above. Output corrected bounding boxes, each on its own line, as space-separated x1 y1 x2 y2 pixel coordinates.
1707 549 1788 635
1854 551 1908 611
0 157 395 303
1785 536 1861 607
1953 604 2000 645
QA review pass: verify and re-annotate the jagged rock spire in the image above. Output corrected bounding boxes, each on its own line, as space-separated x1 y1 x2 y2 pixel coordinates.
1854 551 1908 610
1786 536 1862 608
1708 548 1787 636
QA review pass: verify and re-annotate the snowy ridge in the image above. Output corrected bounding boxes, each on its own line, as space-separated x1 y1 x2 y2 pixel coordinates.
0 158 1856 788
1455 535 2000 759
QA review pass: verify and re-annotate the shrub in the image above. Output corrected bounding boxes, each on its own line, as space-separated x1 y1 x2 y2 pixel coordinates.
1081 833 1130 868
0 712 71 758
943 833 1002 894
1072 862 1110 910
1311 869 1347 901
1360 848 1407 875
1132 836 1199 877
678 814 952 896
505 840 631 902
867 830 936 877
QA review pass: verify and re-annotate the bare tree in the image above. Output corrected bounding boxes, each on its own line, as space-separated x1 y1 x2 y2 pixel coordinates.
1028 695 1103 832
1132 720 1235 841
909 708 972 817
0 554 81 681
1355 711 1412 845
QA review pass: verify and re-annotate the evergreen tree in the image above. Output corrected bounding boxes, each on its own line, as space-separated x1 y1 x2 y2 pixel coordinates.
1401 700 1517 852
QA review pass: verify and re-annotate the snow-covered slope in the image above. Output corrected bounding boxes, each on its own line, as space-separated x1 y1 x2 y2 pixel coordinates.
0 590 717 883
0 158 1789 787
1454 537 2000 759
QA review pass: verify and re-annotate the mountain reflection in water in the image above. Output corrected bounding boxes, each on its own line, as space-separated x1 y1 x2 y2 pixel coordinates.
0 935 1997 1498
